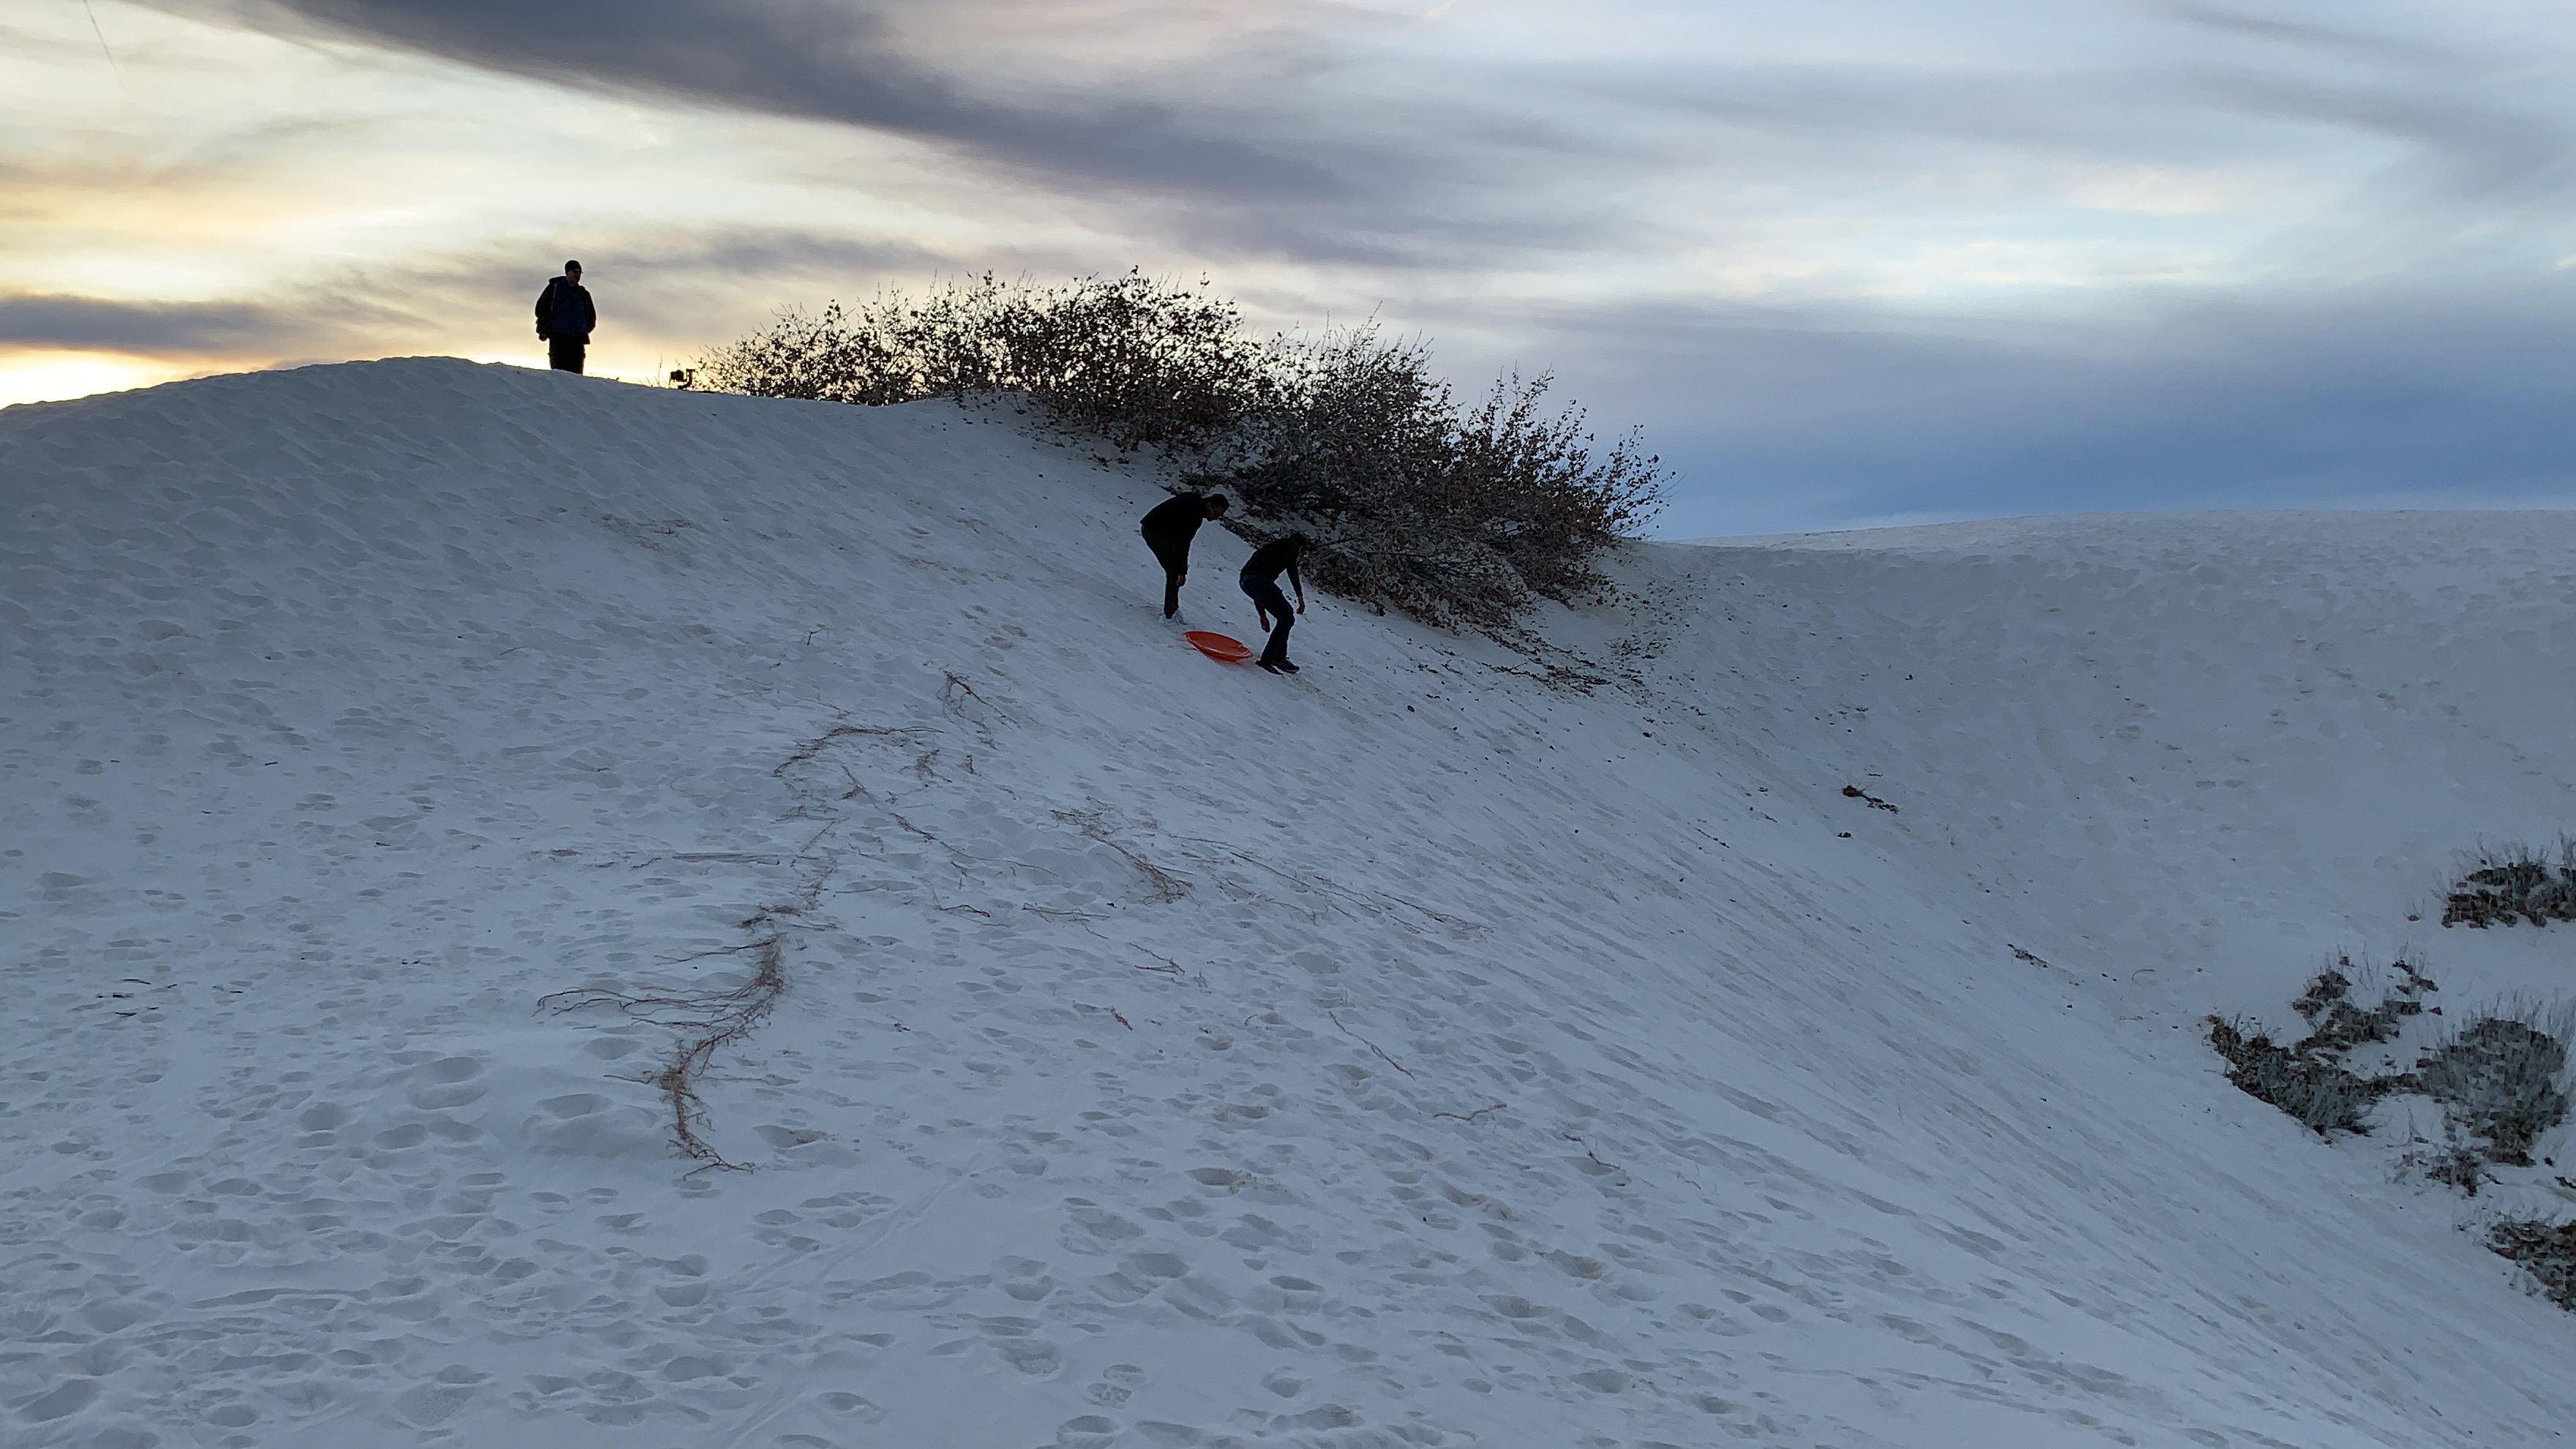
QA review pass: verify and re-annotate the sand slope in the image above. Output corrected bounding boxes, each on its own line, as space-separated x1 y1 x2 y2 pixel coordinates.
6 358 2575 1448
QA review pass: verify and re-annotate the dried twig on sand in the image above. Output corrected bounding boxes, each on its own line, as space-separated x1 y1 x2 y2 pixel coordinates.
774 722 928 776
542 933 788 1172
1055 808 1190 902
1330 1010 1416 1078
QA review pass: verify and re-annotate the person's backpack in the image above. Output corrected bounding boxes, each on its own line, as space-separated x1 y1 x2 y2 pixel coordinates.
539 278 588 340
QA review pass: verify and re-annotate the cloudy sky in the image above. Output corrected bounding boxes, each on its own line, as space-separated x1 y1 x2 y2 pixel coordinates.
9 0 2576 533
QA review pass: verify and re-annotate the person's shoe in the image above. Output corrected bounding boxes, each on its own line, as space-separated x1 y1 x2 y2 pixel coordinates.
1274 660 1299 673
1257 661 1286 674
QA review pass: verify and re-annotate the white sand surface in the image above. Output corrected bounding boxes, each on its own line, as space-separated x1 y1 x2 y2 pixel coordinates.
7 357 2576 1447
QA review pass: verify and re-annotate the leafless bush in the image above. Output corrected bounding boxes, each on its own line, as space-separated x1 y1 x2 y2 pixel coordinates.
2443 838 2576 928
689 271 1274 455
692 272 1667 629
2491 1218 2576 1308
2206 1016 2386 1135
1221 332 1665 626
689 299 929 407
2204 956 2436 1136
2401 1132 2490 1195
2292 956 2431 1055
2209 957 2576 1198
2414 1007 2573 1166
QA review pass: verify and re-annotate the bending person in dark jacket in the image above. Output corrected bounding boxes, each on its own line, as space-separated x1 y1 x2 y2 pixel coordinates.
1238 533 1308 673
1139 490 1229 618
534 261 597 374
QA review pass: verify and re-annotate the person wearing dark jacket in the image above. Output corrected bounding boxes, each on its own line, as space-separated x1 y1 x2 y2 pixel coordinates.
1139 490 1229 618
534 261 596 374
1238 533 1307 673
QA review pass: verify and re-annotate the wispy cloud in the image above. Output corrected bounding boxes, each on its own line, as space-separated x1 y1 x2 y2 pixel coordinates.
0 293 318 352
159 0 1361 199
111 0 2576 285
0 222 965 367
21 0 2576 525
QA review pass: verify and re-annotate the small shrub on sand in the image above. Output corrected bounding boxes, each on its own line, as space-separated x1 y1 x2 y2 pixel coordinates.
2414 1011 2572 1166
2204 956 2433 1136
2209 963 2576 1205
2205 1016 2388 1135
2214 962 2576 1310
2442 839 2576 928
2490 1219 2576 1309
2292 958 2431 1055
2400 1133 2490 1195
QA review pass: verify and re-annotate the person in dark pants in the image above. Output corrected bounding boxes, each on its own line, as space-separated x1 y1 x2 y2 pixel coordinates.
1238 533 1307 673
1139 490 1229 618
534 261 596 374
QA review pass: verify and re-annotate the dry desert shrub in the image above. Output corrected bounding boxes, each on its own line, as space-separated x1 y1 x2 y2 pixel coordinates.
2208 962 2576 1195
2203 956 2434 1136
2491 1219 2576 1308
2414 1009 2573 1166
2205 1016 2389 1135
2441 839 2576 928
691 271 1668 629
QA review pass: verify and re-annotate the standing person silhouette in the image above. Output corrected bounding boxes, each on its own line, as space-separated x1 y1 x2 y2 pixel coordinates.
1238 533 1308 673
1139 490 1229 618
534 261 596 375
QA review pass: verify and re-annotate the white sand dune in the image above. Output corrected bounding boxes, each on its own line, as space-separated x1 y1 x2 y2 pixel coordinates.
7 357 2575 1447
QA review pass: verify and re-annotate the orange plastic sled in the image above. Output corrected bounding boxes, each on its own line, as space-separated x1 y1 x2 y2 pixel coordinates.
1184 630 1254 663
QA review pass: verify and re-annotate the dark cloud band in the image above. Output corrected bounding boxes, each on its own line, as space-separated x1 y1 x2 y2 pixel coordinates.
0 294 290 353
166 0 1347 201
135 0 2576 277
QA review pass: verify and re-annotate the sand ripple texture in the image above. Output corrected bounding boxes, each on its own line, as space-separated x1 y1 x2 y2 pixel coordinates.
5 358 2576 1447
